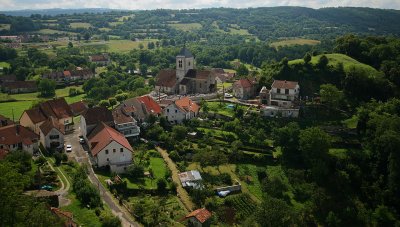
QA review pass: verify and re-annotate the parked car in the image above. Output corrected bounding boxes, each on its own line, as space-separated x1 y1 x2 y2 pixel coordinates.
66 144 72 152
41 185 53 191
79 138 85 144
224 93 233 98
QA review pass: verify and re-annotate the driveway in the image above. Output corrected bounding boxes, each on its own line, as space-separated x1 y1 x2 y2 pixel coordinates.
64 123 140 227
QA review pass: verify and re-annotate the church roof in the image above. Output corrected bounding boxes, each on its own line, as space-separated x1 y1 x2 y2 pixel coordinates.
177 47 193 58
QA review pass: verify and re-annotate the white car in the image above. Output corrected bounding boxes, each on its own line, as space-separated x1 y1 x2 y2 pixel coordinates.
79 138 85 144
66 144 72 152
224 93 233 98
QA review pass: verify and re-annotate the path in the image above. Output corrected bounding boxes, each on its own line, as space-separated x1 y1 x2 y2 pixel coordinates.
39 149 71 207
64 126 140 227
156 146 194 212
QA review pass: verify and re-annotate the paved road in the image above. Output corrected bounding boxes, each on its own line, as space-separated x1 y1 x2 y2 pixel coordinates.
64 125 140 227
156 146 194 212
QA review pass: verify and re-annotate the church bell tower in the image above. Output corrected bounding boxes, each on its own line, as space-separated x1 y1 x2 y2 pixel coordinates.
176 45 194 81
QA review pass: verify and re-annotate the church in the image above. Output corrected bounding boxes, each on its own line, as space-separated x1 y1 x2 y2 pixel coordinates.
155 47 217 95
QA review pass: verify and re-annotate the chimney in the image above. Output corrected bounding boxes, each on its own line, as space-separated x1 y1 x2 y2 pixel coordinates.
15 124 20 135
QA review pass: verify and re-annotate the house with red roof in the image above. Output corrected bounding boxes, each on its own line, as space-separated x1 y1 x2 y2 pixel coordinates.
119 95 162 124
20 98 74 134
89 54 110 65
69 101 88 116
0 124 39 154
80 106 114 139
112 107 140 139
184 208 212 227
163 97 199 124
232 78 257 99
39 117 64 149
88 123 134 173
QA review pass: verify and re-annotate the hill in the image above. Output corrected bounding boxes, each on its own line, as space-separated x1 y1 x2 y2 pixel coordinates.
289 53 384 78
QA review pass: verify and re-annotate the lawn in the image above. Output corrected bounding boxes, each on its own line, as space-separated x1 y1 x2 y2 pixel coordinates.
70 22 91 29
0 24 10 30
63 195 103 227
207 101 246 117
169 23 202 31
270 38 321 48
150 157 167 179
0 100 32 120
197 127 238 140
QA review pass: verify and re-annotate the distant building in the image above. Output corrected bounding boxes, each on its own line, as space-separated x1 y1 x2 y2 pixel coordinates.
163 97 199 124
42 69 94 83
184 208 212 227
178 170 202 189
20 98 74 134
155 47 217 95
80 106 114 139
232 78 257 99
0 124 39 154
89 54 110 65
0 114 14 128
1 81 37 94
88 123 134 173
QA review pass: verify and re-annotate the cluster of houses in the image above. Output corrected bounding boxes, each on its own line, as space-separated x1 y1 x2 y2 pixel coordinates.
0 75 38 94
0 34 50 48
42 68 94 84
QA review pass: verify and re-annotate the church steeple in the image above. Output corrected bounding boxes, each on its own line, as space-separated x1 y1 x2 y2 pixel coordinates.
176 45 194 81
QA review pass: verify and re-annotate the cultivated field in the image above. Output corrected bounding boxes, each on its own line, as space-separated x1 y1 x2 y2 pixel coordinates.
270 38 321 48
37 29 77 35
0 24 10 30
169 23 202 31
70 22 91 29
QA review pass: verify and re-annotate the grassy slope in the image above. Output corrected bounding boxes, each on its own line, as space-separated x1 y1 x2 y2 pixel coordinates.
270 38 321 48
289 53 382 78
0 24 10 30
169 23 203 31
0 62 10 68
69 22 91 29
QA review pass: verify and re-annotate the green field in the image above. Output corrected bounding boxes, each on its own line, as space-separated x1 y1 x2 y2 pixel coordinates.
289 53 383 78
70 22 91 29
37 29 77 35
0 62 10 69
99 27 112 32
0 24 10 30
270 38 321 48
169 23 202 31
0 86 84 119
105 39 157 52
117 14 135 22
109 21 124 27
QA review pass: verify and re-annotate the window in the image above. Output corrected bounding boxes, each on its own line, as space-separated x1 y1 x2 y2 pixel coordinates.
49 135 59 139
277 88 281 93
188 61 190 66
200 83 202 88
285 89 289 94
167 109 169 113
113 149 116 153
120 148 123 152
175 110 177 113
178 60 183 68
107 158 109 161
105 149 109 154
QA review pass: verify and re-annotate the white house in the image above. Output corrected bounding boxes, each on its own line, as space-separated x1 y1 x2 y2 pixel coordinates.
39 117 64 149
163 97 200 124
88 123 133 173
112 107 140 138
268 80 300 108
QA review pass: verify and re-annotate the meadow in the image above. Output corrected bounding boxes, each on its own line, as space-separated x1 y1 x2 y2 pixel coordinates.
270 38 321 48
168 23 203 31
69 22 91 29
0 24 10 30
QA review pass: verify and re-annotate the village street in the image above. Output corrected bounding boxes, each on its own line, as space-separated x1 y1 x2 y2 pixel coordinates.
64 123 140 227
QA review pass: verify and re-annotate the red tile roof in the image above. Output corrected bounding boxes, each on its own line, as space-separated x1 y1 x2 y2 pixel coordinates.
175 97 199 114
88 123 133 156
155 69 176 88
63 71 71 77
69 101 88 115
137 95 162 115
82 107 114 125
23 108 47 124
39 98 73 120
39 117 64 135
112 108 135 124
272 80 298 89
185 208 212 223
234 78 256 89
90 54 109 62
0 124 38 145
